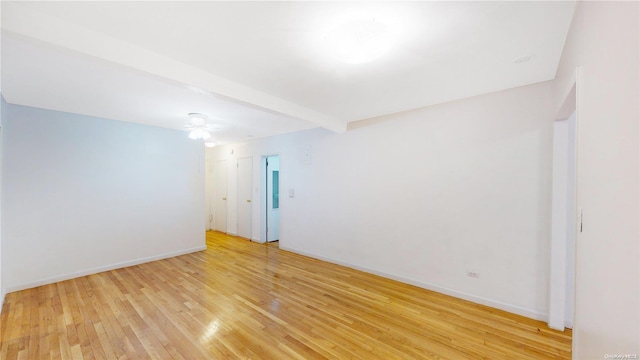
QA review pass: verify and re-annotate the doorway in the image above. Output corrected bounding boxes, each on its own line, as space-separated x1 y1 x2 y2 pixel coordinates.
549 82 577 331
264 155 280 242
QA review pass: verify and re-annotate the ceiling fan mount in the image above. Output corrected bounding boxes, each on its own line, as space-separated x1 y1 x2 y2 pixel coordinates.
185 113 219 141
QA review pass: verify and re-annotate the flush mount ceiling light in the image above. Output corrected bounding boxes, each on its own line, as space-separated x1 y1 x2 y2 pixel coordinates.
204 140 217 148
186 113 218 141
324 17 394 64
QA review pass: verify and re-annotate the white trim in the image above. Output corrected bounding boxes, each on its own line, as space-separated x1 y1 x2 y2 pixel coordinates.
281 245 548 323
5 245 206 294
549 119 570 331
565 320 573 329
0 289 6 314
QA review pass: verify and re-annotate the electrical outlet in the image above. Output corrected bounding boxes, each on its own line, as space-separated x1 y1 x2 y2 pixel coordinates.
466 271 480 279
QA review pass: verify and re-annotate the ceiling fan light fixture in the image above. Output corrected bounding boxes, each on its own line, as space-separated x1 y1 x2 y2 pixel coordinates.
188 112 207 125
186 113 217 140
188 128 211 140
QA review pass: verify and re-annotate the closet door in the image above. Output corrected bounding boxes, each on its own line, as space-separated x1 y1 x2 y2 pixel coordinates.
237 157 253 240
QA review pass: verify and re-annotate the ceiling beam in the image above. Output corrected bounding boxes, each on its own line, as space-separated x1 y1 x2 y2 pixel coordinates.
1 2 347 133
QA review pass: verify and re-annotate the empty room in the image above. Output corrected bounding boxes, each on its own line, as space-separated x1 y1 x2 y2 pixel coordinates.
0 1 638 359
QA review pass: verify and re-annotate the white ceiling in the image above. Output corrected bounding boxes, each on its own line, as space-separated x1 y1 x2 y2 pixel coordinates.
1 1 576 143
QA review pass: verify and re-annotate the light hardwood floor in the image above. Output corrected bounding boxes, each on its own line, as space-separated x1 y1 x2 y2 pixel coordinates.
0 231 571 359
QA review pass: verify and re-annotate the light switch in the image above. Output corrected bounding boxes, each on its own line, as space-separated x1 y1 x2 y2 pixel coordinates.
289 188 295 198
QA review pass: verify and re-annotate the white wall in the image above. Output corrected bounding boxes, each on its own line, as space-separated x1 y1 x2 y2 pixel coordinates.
207 81 555 320
2 104 206 292
554 1 640 357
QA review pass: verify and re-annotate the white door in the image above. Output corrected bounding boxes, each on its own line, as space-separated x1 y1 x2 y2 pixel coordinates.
237 157 253 240
213 160 228 233
266 156 280 242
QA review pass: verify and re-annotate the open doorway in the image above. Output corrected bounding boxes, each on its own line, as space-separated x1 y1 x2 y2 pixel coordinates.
549 83 577 331
264 155 280 242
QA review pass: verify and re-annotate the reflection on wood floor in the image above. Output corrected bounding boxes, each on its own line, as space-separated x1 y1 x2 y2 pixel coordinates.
0 231 571 359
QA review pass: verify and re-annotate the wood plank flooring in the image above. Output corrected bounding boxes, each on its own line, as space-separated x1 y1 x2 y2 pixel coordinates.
0 231 572 359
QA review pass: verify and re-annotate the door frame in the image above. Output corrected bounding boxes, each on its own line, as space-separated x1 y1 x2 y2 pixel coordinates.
549 72 579 331
261 154 280 243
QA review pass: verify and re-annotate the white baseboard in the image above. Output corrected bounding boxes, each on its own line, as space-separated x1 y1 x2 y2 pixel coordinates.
565 320 573 329
280 245 548 323
5 245 207 294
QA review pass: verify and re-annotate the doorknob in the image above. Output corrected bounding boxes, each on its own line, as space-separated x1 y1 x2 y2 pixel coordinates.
222 197 227 200
247 199 251 203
